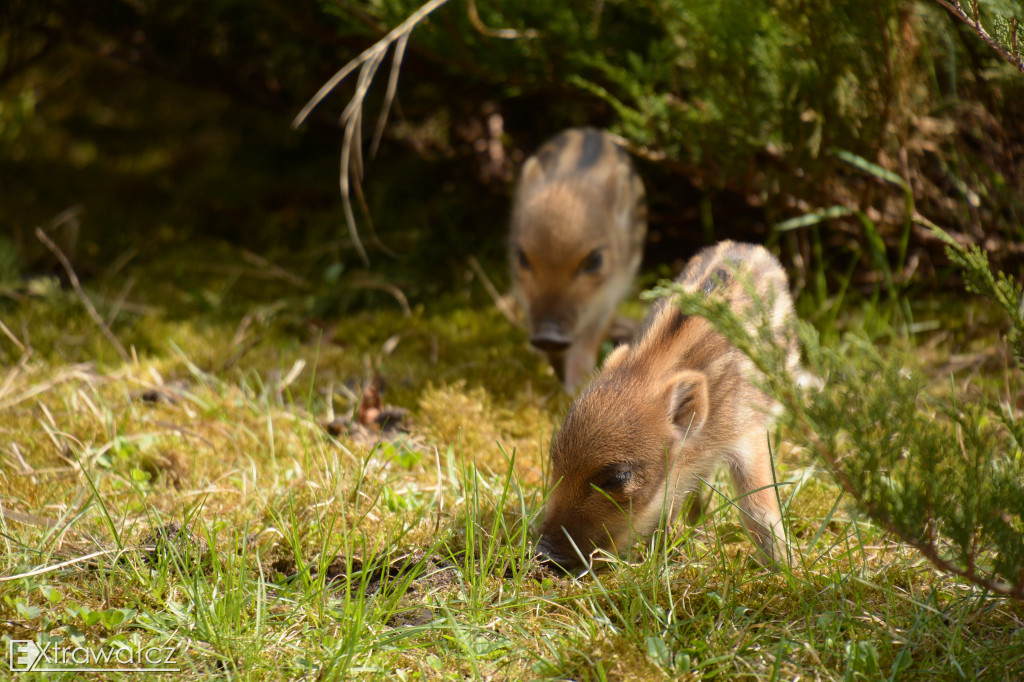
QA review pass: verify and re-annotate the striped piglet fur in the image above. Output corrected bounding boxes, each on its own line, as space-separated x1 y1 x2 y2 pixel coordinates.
509 127 647 392
537 241 799 569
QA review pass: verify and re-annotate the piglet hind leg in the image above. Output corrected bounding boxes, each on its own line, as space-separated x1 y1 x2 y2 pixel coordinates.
727 437 790 568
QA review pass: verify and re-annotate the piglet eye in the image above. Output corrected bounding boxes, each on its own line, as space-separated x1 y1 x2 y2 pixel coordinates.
517 248 532 271
598 468 632 490
579 249 603 275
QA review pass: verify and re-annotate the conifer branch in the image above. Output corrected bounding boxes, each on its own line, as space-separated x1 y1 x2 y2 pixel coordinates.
650 233 1024 599
931 0 1024 75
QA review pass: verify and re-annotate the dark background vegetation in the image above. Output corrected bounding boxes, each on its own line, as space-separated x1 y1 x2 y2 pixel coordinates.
2 0 1022 321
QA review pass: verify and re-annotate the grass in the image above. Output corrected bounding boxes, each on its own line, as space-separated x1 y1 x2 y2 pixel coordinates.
1 243 1023 680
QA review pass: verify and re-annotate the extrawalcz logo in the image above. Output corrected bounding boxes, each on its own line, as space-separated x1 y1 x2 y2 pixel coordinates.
9 641 42 672
8 639 180 673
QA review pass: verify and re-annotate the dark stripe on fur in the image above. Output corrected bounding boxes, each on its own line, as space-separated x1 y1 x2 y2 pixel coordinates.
576 128 605 171
536 132 570 170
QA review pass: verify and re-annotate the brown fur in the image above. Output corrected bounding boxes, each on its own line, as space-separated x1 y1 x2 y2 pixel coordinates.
537 241 799 569
509 128 647 392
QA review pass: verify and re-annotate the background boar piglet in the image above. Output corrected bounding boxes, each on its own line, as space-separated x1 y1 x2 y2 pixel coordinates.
537 241 799 570
509 127 646 392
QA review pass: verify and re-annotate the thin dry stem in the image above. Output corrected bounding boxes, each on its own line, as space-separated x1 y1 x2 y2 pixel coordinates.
467 0 539 39
350 280 412 317
104 276 135 327
36 227 130 364
352 170 401 258
292 0 452 266
0 547 146 582
468 255 522 328
1 507 58 529
0 318 26 352
292 0 452 129
240 250 310 288
370 31 411 157
0 363 98 412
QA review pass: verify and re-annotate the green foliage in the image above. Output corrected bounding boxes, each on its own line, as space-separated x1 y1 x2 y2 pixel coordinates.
648 230 1024 598
4 0 1022 282
317 0 930 180
578 0 793 168
946 0 1024 72
289 0 1021 285
927 222 1024 370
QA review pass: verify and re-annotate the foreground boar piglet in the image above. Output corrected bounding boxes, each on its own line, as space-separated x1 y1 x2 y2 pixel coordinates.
509 128 647 392
537 241 799 570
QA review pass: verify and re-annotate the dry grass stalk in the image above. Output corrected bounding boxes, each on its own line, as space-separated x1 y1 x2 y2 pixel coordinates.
468 255 522 328
36 226 130 364
0 318 26 352
240 249 310 288
0 547 144 583
0 363 101 412
292 0 451 266
350 277 412 316
466 0 539 40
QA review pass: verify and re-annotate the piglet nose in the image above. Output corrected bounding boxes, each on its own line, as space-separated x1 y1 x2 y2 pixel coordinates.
535 537 582 571
535 537 556 560
530 322 571 352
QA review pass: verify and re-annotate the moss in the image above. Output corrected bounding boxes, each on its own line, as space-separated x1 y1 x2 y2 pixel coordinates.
3 240 1024 679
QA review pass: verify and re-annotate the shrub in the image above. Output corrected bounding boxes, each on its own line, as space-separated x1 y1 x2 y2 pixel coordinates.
647 224 1024 597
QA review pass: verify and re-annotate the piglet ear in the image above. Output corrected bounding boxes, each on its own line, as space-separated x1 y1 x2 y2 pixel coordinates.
666 370 709 441
601 343 630 372
605 164 633 226
519 156 545 189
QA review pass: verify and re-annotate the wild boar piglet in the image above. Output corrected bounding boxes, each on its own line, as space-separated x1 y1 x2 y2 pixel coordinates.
509 128 647 393
537 241 799 570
